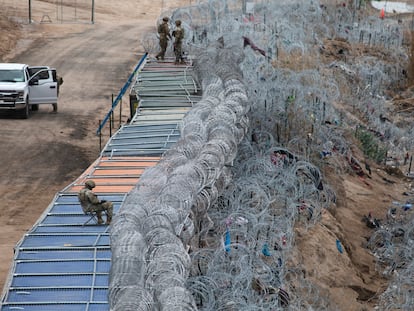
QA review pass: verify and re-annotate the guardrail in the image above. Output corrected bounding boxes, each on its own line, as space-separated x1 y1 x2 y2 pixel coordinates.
96 52 148 136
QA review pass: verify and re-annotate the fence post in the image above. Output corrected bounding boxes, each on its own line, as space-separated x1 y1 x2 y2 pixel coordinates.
91 0 95 24
28 0 32 23
119 97 122 126
110 94 114 136
99 120 102 151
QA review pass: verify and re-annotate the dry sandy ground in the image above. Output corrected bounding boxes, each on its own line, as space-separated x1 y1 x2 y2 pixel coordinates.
0 1 413 310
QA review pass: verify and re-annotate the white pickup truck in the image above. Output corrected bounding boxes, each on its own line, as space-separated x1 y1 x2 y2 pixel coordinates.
0 63 60 118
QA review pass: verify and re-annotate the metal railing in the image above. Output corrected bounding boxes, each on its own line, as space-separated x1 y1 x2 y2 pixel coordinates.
96 52 148 136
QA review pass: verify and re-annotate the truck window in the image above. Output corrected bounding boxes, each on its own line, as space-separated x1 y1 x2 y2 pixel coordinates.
52 69 57 82
0 69 25 83
28 67 49 80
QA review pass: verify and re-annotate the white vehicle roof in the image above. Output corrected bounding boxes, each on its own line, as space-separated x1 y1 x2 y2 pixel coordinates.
0 63 27 70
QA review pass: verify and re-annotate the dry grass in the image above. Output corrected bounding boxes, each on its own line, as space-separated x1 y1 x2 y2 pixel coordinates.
0 16 21 61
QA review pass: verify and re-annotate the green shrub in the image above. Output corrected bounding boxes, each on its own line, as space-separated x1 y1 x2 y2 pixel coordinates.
355 127 387 163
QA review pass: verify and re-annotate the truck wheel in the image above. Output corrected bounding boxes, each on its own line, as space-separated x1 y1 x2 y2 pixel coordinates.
32 104 39 111
52 103 57 112
20 101 30 119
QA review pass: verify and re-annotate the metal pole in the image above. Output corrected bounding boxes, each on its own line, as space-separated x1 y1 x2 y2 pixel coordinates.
119 97 122 126
28 0 32 23
99 120 102 151
110 94 114 137
91 0 95 24
110 111 113 136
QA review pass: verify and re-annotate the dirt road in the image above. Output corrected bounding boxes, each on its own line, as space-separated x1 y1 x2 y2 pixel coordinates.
0 0 178 291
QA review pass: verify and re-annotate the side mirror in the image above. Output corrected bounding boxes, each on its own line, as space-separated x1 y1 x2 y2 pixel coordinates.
29 77 39 85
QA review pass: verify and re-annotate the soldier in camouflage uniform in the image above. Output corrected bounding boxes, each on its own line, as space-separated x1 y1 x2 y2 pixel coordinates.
78 180 113 225
173 20 185 64
155 17 172 60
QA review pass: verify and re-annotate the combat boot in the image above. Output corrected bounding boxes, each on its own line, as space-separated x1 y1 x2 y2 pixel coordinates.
104 203 113 225
97 212 104 225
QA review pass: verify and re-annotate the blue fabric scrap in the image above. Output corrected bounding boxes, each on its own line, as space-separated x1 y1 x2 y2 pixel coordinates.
262 243 271 256
336 239 343 254
225 228 231 253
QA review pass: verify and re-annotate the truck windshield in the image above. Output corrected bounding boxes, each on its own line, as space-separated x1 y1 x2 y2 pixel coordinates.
0 69 25 83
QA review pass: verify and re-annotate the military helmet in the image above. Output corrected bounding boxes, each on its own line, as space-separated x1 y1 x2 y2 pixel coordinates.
85 180 96 189
162 16 169 22
175 20 182 26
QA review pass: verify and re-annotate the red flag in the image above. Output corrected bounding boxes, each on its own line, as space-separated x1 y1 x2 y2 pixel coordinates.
380 8 385 19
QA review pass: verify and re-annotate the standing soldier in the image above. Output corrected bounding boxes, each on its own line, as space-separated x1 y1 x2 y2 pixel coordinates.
173 20 185 64
155 17 172 61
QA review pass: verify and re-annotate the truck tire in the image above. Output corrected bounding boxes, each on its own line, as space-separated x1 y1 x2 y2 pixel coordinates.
52 103 57 112
31 104 39 111
20 100 30 119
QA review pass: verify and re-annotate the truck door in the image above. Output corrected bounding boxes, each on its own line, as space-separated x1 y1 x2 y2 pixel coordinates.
28 66 58 105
